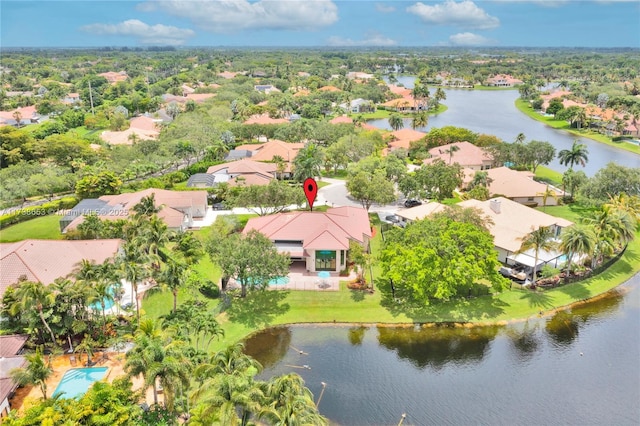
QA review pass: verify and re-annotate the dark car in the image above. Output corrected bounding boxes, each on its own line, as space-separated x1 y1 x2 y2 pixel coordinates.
404 199 422 208
212 202 226 210
385 214 401 223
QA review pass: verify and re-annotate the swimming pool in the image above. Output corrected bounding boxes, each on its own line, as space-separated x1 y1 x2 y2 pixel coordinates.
269 276 290 286
89 287 116 311
53 367 108 399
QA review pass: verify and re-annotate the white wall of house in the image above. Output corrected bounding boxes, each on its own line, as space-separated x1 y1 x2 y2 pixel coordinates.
511 196 559 207
305 249 347 273
0 397 10 418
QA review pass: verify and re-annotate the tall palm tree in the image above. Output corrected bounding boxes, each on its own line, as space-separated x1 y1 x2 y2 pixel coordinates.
411 111 428 130
117 242 149 322
132 193 160 217
10 347 53 400
559 225 597 275
159 258 187 313
518 226 558 285
514 133 526 144
605 193 640 224
558 140 589 170
388 114 404 131
11 281 57 346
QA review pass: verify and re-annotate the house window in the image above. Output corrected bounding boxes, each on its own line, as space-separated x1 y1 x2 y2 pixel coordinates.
340 250 345 266
527 197 534 201
316 250 336 271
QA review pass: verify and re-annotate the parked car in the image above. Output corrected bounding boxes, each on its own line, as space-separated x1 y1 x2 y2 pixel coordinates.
499 266 527 283
404 199 422 208
212 202 226 210
385 214 406 228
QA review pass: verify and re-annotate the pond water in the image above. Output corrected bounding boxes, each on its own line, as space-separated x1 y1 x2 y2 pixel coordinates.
369 76 640 176
244 274 640 425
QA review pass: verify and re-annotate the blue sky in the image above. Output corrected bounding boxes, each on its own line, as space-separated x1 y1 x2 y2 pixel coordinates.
2 0 639 48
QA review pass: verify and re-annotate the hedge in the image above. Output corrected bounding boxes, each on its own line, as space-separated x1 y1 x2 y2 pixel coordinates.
0 197 79 229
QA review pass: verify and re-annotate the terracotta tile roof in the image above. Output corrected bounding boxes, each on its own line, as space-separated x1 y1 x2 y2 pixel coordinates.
458 197 573 253
425 141 493 168
186 93 216 103
396 202 447 221
244 113 289 125
387 84 413 97
318 85 341 92
0 239 122 298
0 105 37 121
249 140 304 163
207 158 277 176
98 71 128 84
100 127 158 145
483 167 562 199
329 115 354 124
218 71 239 79
130 116 160 132
0 335 28 357
388 128 426 150
244 206 371 253
381 98 413 108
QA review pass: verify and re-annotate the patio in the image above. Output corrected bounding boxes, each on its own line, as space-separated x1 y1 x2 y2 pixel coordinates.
227 262 356 292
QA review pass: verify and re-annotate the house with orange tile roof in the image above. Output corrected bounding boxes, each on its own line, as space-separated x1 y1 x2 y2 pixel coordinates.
218 71 239 79
458 197 573 270
329 115 354 125
319 85 341 92
100 115 160 145
63 188 207 232
243 206 372 273
244 113 289 125
424 141 496 170
473 166 563 207
98 71 128 84
0 239 122 298
206 159 278 186
485 74 523 87
0 334 28 417
388 128 426 151
0 106 40 127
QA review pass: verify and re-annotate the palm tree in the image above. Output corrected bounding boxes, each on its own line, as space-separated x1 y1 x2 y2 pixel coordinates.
514 133 526 144
434 87 446 108
537 185 559 211
293 143 324 181
388 114 404 131
518 226 558 285
132 193 160 217
411 111 428 130
11 281 57 346
259 373 328 426
10 347 53 400
585 206 636 268
159 258 188 313
605 193 640 224
353 115 365 128
117 242 149 322
445 144 460 164
559 225 597 275
558 140 589 170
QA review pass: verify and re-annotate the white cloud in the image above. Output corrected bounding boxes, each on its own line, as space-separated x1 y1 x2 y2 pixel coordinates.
449 32 494 46
407 1 500 29
327 33 397 47
375 3 396 13
81 19 195 45
139 0 339 32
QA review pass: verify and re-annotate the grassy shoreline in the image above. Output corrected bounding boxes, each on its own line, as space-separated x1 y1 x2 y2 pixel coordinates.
514 99 640 155
146 206 640 350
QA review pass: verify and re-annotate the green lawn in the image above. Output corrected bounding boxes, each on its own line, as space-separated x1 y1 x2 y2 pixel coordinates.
534 166 563 186
515 99 640 155
0 214 63 242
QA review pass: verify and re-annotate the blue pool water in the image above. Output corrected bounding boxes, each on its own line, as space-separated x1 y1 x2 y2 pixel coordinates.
53 367 108 399
269 276 290 286
89 287 116 311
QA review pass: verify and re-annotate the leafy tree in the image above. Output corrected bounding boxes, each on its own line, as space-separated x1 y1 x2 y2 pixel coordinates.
75 171 122 199
346 170 396 211
380 216 507 303
0 126 36 167
523 140 556 173
546 98 564 116
10 347 54 400
403 159 463 201
517 226 557 285
562 168 587 201
208 230 290 297
36 134 96 171
229 180 306 216
579 162 640 204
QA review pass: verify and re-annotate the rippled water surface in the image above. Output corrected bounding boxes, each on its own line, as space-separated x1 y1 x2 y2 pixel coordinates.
244 276 640 425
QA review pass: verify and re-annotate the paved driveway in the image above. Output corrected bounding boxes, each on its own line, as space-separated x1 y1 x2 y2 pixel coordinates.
318 178 404 213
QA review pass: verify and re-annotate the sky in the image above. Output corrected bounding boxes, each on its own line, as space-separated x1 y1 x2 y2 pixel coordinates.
1 0 639 48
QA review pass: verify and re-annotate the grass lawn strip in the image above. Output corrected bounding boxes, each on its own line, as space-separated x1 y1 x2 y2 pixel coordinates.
0 214 64 242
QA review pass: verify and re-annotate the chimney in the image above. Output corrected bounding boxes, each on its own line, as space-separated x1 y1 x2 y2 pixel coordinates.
490 199 501 214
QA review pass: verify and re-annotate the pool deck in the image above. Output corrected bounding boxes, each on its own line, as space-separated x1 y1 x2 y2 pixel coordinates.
227 263 358 292
10 351 161 413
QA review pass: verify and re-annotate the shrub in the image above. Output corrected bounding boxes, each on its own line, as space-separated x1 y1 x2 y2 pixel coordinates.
0 196 78 229
199 280 220 299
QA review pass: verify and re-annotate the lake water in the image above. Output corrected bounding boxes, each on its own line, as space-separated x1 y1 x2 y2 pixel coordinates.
369 76 640 176
244 274 640 425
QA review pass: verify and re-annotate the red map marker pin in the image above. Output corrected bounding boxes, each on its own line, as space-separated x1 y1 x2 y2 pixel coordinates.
303 178 318 211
